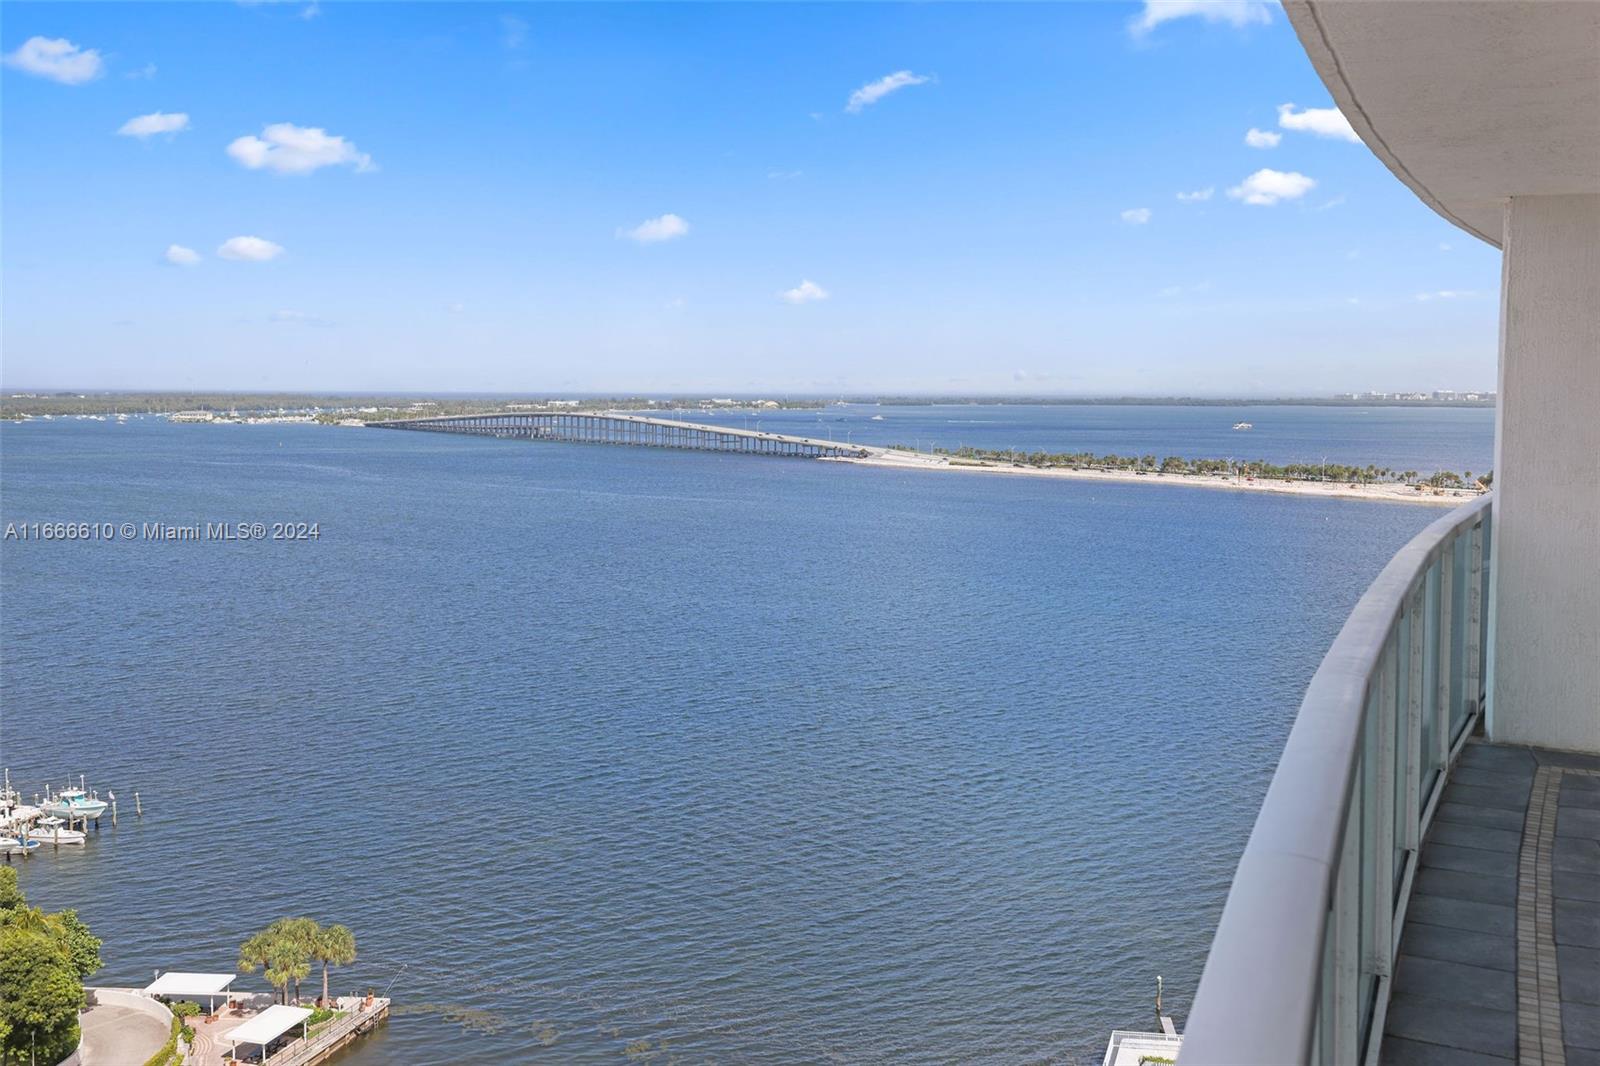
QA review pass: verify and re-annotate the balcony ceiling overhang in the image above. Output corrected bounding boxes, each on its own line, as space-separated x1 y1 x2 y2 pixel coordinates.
1284 0 1600 249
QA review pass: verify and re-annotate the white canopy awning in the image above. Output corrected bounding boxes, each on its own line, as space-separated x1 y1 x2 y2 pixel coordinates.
144 972 236 998
228 1005 312 1047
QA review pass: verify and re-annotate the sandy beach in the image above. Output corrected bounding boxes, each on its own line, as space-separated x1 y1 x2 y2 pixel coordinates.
831 447 1480 506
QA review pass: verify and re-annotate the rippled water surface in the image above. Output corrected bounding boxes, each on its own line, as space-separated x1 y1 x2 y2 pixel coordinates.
0 411 1486 1063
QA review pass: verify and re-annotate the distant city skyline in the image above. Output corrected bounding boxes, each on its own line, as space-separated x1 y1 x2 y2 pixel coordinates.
2 2 1500 394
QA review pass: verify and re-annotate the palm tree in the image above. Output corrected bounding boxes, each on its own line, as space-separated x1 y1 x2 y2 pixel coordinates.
238 929 274 989
311 925 357 1007
239 918 318 1004
276 918 319 1003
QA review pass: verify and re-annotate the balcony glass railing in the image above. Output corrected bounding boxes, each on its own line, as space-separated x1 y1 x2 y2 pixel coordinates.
1182 494 1492 1065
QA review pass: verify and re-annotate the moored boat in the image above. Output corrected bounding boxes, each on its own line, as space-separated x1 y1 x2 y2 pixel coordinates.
27 817 87 845
43 788 109 822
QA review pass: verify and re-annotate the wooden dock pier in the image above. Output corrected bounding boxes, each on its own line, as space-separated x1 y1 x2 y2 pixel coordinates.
368 411 871 459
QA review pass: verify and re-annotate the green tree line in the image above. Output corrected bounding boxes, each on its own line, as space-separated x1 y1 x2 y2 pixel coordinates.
0 867 103 1066
913 445 1490 489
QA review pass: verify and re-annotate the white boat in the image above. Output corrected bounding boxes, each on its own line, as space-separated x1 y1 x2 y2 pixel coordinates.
1232 422 1253 430
27 817 87 846
0 837 41 855
870 414 885 421
43 789 109 822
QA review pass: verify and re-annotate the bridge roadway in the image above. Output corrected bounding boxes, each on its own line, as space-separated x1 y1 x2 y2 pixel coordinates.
367 410 873 459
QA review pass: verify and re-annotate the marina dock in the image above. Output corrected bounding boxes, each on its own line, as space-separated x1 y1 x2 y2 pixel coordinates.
1 771 118 857
368 410 871 459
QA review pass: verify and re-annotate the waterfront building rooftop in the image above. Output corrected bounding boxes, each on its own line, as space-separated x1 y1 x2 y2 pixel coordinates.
143 971 237 999
1103 1029 1185 1066
225 1004 314 1052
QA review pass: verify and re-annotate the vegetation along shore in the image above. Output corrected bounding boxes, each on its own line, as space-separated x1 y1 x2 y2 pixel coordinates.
846 445 1489 506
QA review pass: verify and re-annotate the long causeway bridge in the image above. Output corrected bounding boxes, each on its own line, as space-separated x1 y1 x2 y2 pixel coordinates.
367 411 872 459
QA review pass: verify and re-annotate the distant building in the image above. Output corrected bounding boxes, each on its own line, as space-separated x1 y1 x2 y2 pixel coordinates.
169 411 215 423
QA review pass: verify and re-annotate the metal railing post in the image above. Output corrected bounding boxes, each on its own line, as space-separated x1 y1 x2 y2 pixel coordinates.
1435 542 1455 766
1374 652 1397 977
1404 584 1425 851
1332 807 1360 1063
1466 523 1484 715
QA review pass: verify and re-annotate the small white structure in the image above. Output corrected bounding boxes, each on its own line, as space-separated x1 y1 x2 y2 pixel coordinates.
1101 1029 1183 1066
143 972 236 1013
227 1004 313 1063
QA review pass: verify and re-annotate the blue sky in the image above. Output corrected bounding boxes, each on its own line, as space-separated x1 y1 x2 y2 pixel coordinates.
1 1 1501 395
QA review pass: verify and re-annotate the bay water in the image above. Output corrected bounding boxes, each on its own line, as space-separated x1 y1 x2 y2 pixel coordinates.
0 405 1492 1063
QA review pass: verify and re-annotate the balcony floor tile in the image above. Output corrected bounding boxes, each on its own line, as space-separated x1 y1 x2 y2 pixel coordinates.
1384 993 1517 1059
1414 866 1517 905
1457 744 1537 774
1557 868 1600 903
1418 842 1520 878
1557 897 1600 948
1556 835 1600 874
1560 807 1600 839
1379 1034 1513 1065
1567 1002 1600 1052
1427 821 1523 854
1406 894 1516 937
1393 955 1515 1008
1433 800 1528 832
1439 781 1532 812
1561 945 1600 1006
1397 922 1517 972
1564 779 1600 811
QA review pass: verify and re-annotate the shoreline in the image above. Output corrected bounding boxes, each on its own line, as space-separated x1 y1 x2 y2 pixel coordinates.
830 448 1479 507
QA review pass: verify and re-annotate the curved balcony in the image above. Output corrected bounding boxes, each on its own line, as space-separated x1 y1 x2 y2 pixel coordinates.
1183 494 1492 1065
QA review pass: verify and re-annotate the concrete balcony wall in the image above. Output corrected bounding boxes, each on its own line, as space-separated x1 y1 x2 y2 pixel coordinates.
1489 194 1600 753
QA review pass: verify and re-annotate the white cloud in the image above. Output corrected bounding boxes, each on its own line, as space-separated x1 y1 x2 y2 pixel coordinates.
620 213 689 243
1414 290 1481 302
164 244 201 266
1227 168 1316 206
1176 187 1214 203
447 301 465 314
1131 1 1272 36
780 280 828 304
3 36 104 85
126 63 157 80
1439 242 1453 252
502 15 528 48
300 2 321 19
1244 127 1281 149
1121 207 1152 225
217 236 285 261
227 123 374 175
118 112 190 139
1277 102 1360 142
846 70 930 113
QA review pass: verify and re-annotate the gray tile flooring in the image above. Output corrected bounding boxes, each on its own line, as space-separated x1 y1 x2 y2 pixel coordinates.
1381 742 1600 1066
